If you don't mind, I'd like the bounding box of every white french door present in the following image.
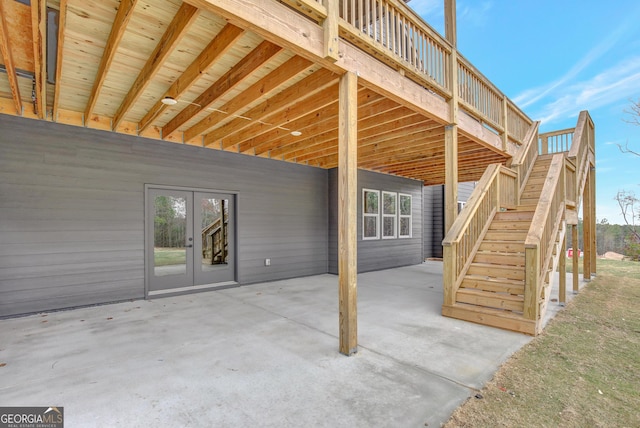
[146,187,236,296]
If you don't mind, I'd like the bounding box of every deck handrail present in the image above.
[511,121,540,199]
[442,163,518,306]
[568,111,595,206]
[279,0,533,146]
[523,153,566,324]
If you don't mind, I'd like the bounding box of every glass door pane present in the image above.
[194,192,235,285]
[147,189,193,292]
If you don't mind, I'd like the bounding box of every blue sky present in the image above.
[412,0,640,224]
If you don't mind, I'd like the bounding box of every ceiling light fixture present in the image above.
[290,131,302,137]
[161,96,178,106]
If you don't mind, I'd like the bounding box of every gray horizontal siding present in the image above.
[328,169,423,274]
[0,115,328,317]
[423,181,477,259]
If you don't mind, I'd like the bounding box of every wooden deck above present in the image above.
[0,0,532,185]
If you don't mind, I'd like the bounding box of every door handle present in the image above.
[186,244,193,248]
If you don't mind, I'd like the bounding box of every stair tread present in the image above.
[457,288,524,302]
[445,302,529,320]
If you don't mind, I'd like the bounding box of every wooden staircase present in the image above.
[444,157,553,334]
[443,111,596,335]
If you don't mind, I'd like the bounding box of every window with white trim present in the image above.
[382,191,397,239]
[399,193,412,238]
[362,189,380,240]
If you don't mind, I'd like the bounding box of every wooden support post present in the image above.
[338,72,358,356]
[444,0,457,47]
[501,97,509,151]
[590,166,596,277]
[444,125,458,232]
[323,0,339,62]
[572,224,579,293]
[559,233,566,305]
[444,45,459,233]
[583,169,591,280]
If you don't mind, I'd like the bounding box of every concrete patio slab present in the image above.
[0,261,585,427]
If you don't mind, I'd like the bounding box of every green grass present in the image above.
[154,248,186,266]
[445,259,640,428]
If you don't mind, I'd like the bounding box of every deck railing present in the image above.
[280,0,533,145]
[511,121,540,198]
[522,111,594,330]
[539,128,574,154]
[523,154,566,326]
[442,163,518,305]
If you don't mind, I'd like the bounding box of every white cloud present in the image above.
[514,5,640,112]
[528,56,640,125]
[408,0,441,20]
[458,1,493,27]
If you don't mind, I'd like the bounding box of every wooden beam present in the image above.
[163,40,283,137]
[0,1,22,114]
[138,23,244,132]
[241,88,378,155]
[112,3,200,130]
[52,0,68,120]
[184,55,314,142]
[202,68,337,147]
[30,0,47,118]
[85,0,137,119]
[338,71,358,356]
[184,0,452,124]
[221,83,338,149]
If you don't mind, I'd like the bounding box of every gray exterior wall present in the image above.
[328,169,423,274]
[0,115,328,317]
[423,182,476,259]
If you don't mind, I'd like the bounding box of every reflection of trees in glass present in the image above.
[364,191,379,214]
[400,194,411,215]
[201,198,221,229]
[400,218,411,236]
[364,217,377,238]
[154,196,186,248]
[383,192,396,214]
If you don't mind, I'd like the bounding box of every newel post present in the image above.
[443,242,456,306]
[524,244,540,321]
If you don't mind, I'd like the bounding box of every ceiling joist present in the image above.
[84,0,138,120]
[112,2,200,130]
[0,1,22,114]
[163,39,283,138]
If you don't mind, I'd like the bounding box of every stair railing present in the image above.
[523,154,566,328]
[511,121,540,202]
[443,163,518,306]
[568,111,595,209]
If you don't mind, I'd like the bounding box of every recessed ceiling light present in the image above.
[290,131,302,137]
[161,96,178,106]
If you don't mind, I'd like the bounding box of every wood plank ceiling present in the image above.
[0,0,509,185]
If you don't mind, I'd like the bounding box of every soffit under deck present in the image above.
[0,0,509,185]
